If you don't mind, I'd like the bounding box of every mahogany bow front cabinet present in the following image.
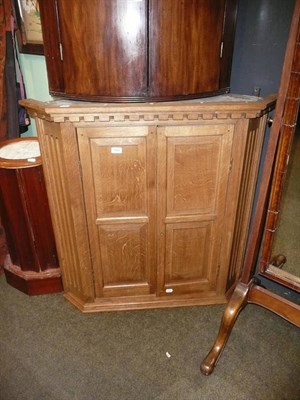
[39,0,238,102]
[22,95,275,312]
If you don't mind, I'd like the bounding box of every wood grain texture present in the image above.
[0,139,61,295]
[157,124,233,297]
[0,160,57,272]
[39,0,64,93]
[149,0,225,97]
[78,126,156,298]
[38,0,238,102]
[241,0,300,285]
[200,281,251,375]
[21,97,274,311]
[259,36,300,292]
[0,169,38,271]
[225,115,268,291]
[219,0,239,88]
[20,95,277,124]
[200,278,300,375]
[200,1,300,377]
[248,285,300,327]
[58,0,147,98]
[4,266,62,296]
[36,119,95,302]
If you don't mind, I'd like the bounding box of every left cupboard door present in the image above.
[77,126,156,298]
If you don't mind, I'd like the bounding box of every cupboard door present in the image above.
[77,126,156,298]
[149,0,226,98]
[157,124,234,296]
[57,0,147,98]
[39,0,237,101]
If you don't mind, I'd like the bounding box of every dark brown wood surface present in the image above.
[241,0,300,286]
[59,0,147,98]
[149,0,226,98]
[200,0,300,376]
[0,164,58,271]
[0,168,38,271]
[39,0,64,94]
[0,138,62,295]
[200,279,300,375]
[219,0,239,89]
[39,0,238,102]
[258,20,300,292]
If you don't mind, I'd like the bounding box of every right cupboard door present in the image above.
[157,124,234,297]
[148,0,226,98]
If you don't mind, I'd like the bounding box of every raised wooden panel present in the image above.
[149,0,226,98]
[167,136,221,215]
[21,96,275,311]
[78,126,156,298]
[57,0,147,98]
[165,222,213,294]
[157,124,234,296]
[90,137,147,217]
[99,223,151,297]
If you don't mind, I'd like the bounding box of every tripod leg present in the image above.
[200,281,252,375]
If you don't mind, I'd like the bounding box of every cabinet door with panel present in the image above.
[77,126,156,298]
[78,124,235,301]
[21,96,276,311]
[148,0,226,98]
[56,0,148,99]
[39,0,238,102]
[157,125,234,297]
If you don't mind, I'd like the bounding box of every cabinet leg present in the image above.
[200,281,252,375]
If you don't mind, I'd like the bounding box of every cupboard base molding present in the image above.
[4,261,62,296]
[64,292,227,313]
[21,95,275,312]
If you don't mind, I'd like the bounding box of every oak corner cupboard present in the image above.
[39,0,238,103]
[21,94,276,312]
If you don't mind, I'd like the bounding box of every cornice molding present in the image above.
[20,94,276,125]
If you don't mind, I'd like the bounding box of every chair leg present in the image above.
[200,280,253,375]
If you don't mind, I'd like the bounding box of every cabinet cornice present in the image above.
[21,94,276,125]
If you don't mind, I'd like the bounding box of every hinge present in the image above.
[59,42,63,61]
[220,41,224,58]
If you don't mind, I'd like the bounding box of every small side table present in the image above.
[0,137,62,295]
